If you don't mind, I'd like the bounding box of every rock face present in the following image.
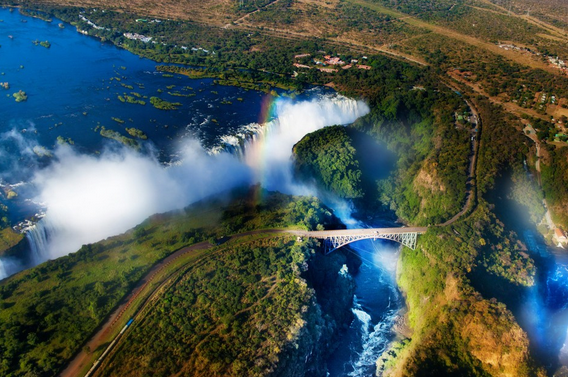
[273,249,359,377]
[0,231,28,259]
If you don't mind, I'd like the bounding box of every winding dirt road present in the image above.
[59,241,212,377]
[59,229,299,377]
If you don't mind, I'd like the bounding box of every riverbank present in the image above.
[156,65,302,93]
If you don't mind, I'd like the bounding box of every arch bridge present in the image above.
[298,227,428,254]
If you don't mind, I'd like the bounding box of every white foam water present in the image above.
[216,92,370,194]
[327,238,403,377]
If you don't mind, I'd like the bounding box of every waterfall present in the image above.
[216,93,370,194]
[26,220,54,265]
[0,259,7,280]
[0,218,60,280]
[216,122,266,157]
[218,93,369,157]
[9,92,370,279]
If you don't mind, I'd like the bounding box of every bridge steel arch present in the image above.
[323,232,419,254]
[298,227,428,254]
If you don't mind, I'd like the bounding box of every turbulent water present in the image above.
[327,238,402,377]
[489,176,568,374]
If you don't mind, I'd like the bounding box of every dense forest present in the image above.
[100,237,355,377]
[293,126,364,200]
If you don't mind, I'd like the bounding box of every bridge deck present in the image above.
[299,227,428,239]
[291,227,428,253]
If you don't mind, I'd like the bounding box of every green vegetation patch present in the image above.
[150,96,181,110]
[99,126,139,149]
[101,237,320,376]
[168,91,196,97]
[56,136,74,146]
[0,228,24,258]
[294,126,363,199]
[117,94,145,105]
[125,127,148,140]
[12,90,27,102]
[541,147,568,226]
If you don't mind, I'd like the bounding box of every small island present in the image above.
[1,82,9,90]
[56,136,74,145]
[150,96,181,110]
[118,94,145,105]
[99,126,139,149]
[125,127,148,140]
[13,90,27,102]
[32,40,51,48]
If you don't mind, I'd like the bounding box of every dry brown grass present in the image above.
[27,0,237,24]
[347,0,560,73]
[297,0,338,9]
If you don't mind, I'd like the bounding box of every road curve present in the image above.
[59,229,300,377]
[439,84,482,227]
[59,241,212,377]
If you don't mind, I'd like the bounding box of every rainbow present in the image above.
[249,94,280,202]
[258,93,278,125]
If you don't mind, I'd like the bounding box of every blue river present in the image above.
[0,7,282,196]
[0,6,296,222]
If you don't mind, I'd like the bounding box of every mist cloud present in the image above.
[33,140,251,258]
[0,123,45,181]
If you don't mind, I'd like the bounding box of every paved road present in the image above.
[439,85,482,227]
